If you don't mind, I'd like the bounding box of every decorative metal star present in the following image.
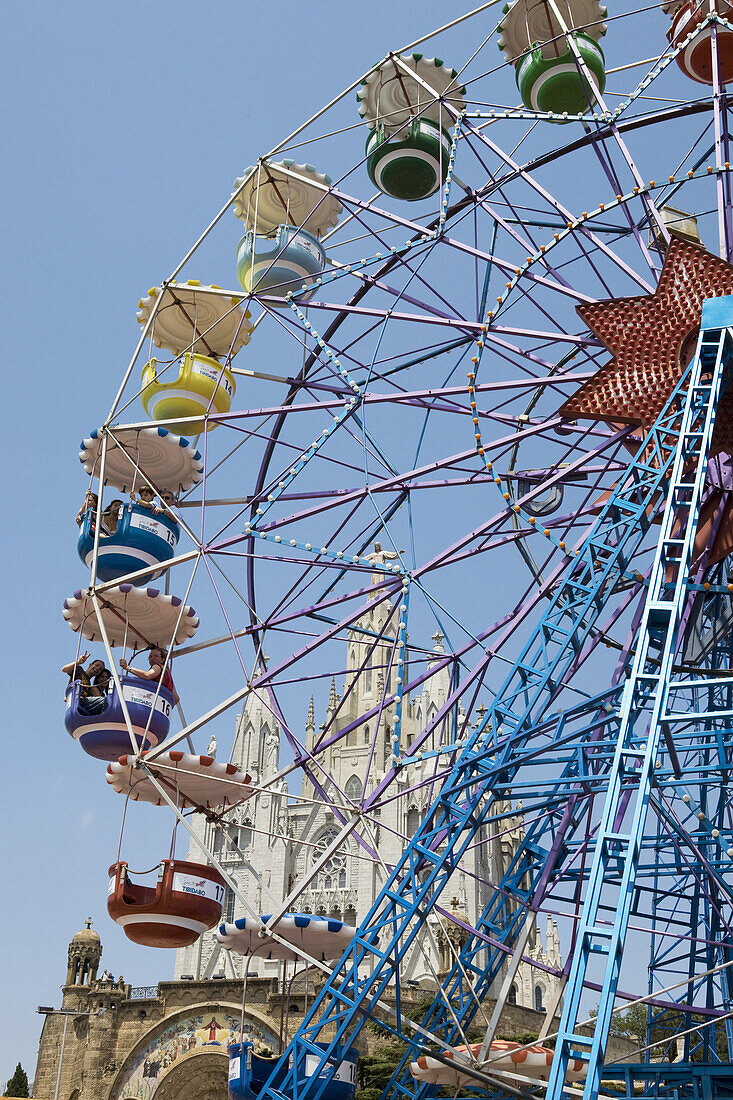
[559,236,733,452]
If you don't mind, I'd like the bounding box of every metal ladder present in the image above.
[546,303,732,1098]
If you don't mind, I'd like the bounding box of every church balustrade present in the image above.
[130,986,160,1000]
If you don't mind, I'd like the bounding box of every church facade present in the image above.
[175,573,562,1014]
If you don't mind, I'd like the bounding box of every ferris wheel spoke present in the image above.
[148,578,405,761]
[550,1,671,248]
[343,267,476,335]
[197,552,258,680]
[331,223,477,327]
[255,515,380,625]
[582,118,668,272]
[232,451,484,538]
[466,154,632,302]
[173,572,398,664]
[443,227,599,303]
[300,295,481,334]
[465,119,660,292]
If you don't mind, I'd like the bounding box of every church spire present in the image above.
[328,678,338,711]
[306,696,315,732]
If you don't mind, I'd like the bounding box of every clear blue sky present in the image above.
[1,1,481,1085]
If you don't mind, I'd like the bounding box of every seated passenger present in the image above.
[100,499,124,536]
[119,646,180,705]
[62,651,111,715]
[93,665,112,695]
[76,490,98,527]
[159,490,181,523]
[131,485,161,514]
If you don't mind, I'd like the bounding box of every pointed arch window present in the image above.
[406,806,421,836]
[312,826,347,891]
[534,985,545,1012]
[345,774,362,803]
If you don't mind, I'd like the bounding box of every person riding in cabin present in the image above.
[131,484,162,514]
[119,646,180,705]
[76,490,98,527]
[62,651,111,715]
[100,499,124,536]
[159,490,181,523]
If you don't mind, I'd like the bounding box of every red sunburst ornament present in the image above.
[559,236,733,452]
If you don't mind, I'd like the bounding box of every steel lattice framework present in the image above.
[77,5,733,1099]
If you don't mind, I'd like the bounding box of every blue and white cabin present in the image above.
[77,501,179,583]
[65,673,174,761]
[227,1042,357,1100]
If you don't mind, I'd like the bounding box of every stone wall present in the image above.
[33,975,636,1100]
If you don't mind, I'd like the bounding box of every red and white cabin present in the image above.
[668,0,733,84]
[107,859,226,948]
[410,1040,587,1087]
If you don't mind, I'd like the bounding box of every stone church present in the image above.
[175,560,562,1014]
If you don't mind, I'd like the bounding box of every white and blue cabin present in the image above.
[227,1041,357,1100]
[77,501,179,583]
[65,673,174,761]
[236,225,326,304]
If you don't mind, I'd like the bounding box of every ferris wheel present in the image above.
[63,0,733,1097]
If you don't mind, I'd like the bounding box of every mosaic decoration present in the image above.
[116,1011,279,1100]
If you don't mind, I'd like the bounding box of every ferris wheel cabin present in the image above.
[236,225,327,303]
[514,33,606,115]
[498,0,608,117]
[65,674,174,761]
[232,161,341,303]
[227,1041,358,1100]
[410,1041,587,1087]
[77,502,179,583]
[107,859,227,948]
[666,0,733,84]
[357,55,466,201]
[141,353,236,435]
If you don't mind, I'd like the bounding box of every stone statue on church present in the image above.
[365,541,401,584]
[264,726,279,774]
[365,541,400,567]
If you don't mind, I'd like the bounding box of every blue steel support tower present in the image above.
[253,297,733,1099]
